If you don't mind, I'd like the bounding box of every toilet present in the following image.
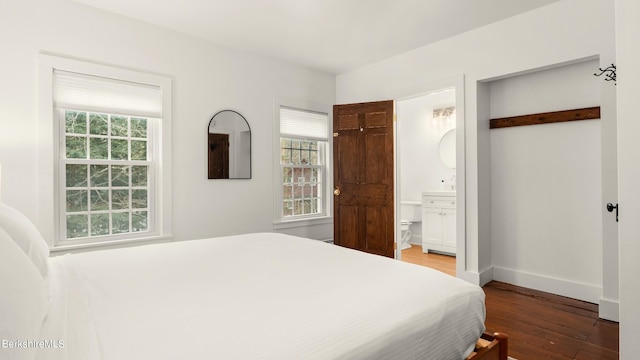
[400,219,413,250]
[400,201,421,250]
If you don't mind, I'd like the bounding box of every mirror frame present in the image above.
[207,110,251,179]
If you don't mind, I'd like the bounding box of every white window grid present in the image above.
[280,138,327,219]
[58,109,155,244]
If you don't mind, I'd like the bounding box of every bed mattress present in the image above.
[37,232,485,360]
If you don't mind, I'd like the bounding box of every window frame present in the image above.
[56,110,156,246]
[280,137,326,218]
[272,97,332,229]
[39,54,172,251]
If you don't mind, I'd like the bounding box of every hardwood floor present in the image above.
[484,282,619,360]
[400,245,620,360]
[400,244,456,276]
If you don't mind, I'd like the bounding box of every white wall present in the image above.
[489,59,603,303]
[0,0,335,244]
[337,0,616,288]
[615,0,640,356]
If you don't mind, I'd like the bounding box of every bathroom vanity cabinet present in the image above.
[422,192,456,256]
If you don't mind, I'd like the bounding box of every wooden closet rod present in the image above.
[490,106,600,129]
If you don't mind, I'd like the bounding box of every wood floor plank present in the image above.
[483,281,619,360]
[400,244,455,276]
[399,250,620,360]
[574,347,619,360]
[587,319,619,349]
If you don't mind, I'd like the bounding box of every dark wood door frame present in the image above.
[208,133,230,179]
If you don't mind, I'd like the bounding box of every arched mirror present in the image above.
[208,110,251,179]
[439,128,456,169]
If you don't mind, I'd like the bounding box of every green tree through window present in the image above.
[63,110,150,240]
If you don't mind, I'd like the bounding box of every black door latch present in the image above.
[606,203,618,222]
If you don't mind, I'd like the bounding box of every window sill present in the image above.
[273,216,332,230]
[50,234,173,255]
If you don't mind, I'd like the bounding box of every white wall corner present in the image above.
[479,266,494,286]
[493,266,602,304]
[599,297,619,322]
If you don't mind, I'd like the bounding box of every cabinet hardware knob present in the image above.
[334,188,341,196]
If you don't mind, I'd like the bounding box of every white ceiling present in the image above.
[73,0,561,75]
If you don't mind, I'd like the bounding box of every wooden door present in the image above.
[333,100,394,258]
[208,133,229,179]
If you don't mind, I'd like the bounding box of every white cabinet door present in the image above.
[421,193,456,255]
[443,208,456,249]
[423,208,444,248]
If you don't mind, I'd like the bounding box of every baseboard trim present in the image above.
[492,266,602,304]
[459,268,493,287]
[599,297,619,322]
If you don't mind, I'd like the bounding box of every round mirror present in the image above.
[439,129,456,169]
[207,110,251,179]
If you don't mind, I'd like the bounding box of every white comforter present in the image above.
[38,233,485,360]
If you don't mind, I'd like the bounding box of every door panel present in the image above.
[365,133,387,183]
[443,208,457,248]
[365,112,388,128]
[333,100,394,258]
[423,208,443,245]
[337,136,359,184]
[364,205,387,254]
[336,113,359,130]
[338,205,359,249]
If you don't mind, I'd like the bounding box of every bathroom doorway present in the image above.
[394,78,464,279]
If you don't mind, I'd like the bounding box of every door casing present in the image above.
[392,76,466,279]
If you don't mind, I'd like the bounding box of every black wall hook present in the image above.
[606,202,618,222]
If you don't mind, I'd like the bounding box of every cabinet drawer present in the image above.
[422,196,456,209]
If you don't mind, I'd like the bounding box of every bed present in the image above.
[0,202,507,360]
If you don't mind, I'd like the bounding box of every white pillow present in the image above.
[0,226,50,360]
[0,203,49,278]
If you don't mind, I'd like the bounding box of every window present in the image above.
[39,55,172,249]
[280,137,322,217]
[62,110,152,240]
[273,99,331,228]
